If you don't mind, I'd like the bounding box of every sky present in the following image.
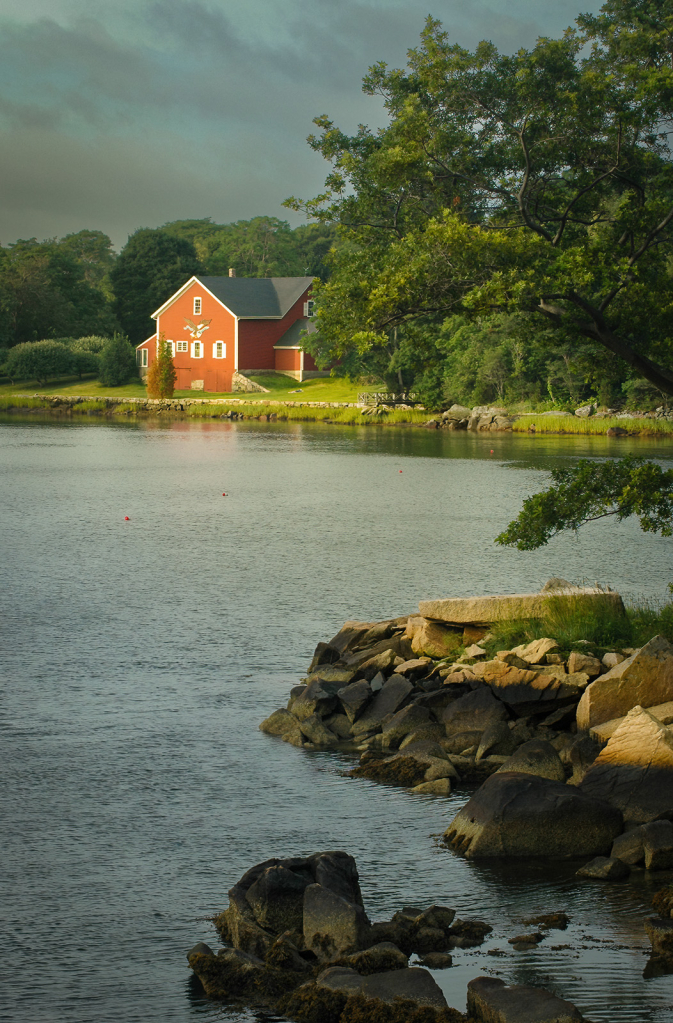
[0,0,603,251]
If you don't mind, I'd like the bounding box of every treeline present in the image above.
[0,218,337,349]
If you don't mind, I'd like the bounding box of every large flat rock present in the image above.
[419,588,623,625]
[316,965,448,1009]
[445,771,622,858]
[577,636,673,730]
[467,976,584,1022]
[590,700,673,744]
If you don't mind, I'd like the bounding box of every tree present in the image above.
[495,456,673,550]
[99,333,137,387]
[110,229,201,343]
[146,335,176,398]
[287,4,673,395]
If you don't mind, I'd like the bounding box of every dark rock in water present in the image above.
[576,856,630,880]
[299,713,339,746]
[447,919,492,948]
[188,947,267,999]
[303,883,371,958]
[495,739,565,783]
[442,687,508,737]
[308,640,340,672]
[445,771,623,859]
[642,820,673,870]
[382,704,431,748]
[337,942,408,975]
[217,882,277,957]
[316,964,449,1009]
[322,712,353,739]
[259,708,298,736]
[467,976,584,1022]
[418,951,453,969]
[187,941,214,958]
[652,884,673,918]
[246,864,311,936]
[645,916,673,959]
[352,675,413,735]
[521,912,570,930]
[610,828,645,865]
[508,932,544,947]
[337,680,372,723]
[291,680,338,722]
[309,850,365,907]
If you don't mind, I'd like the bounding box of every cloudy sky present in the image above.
[0,0,602,250]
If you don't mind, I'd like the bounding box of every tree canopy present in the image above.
[496,455,673,550]
[287,1,673,398]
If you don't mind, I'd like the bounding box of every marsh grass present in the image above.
[71,399,109,413]
[512,414,673,435]
[0,395,45,409]
[483,591,673,655]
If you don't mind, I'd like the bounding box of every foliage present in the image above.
[98,333,138,387]
[3,339,95,384]
[162,217,338,280]
[110,228,202,343]
[146,335,177,398]
[0,236,118,348]
[496,456,673,550]
[288,4,673,396]
[67,335,109,355]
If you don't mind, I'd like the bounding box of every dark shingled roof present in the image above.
[197,276,313,318]
[273,318,317,348]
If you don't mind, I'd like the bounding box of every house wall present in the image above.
[156,280,236,392]
[239,292,310,372]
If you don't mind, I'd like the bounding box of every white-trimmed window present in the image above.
[303,299,315,317]
[176,340,188,353]
[165,340,175,357]
[193,297,202,316]
[139,348,148,367]
[191,340,203,358]
[213,340,226,359]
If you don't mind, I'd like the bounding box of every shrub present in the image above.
[4,340,76,383]
[146,335,177,398]
[68,335,109,355]
[99,333,137,386]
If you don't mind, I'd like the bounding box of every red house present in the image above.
[135,274,323,392]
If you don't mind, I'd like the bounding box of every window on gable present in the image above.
[303,299,315,317]
[213,341,226,359]
[192,341,203,358]
[140,348,148,367]
[176,340,188,353]
[194,297,202,316]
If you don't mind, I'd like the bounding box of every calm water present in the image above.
[2,416,673,1023]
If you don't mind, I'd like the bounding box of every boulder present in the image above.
[602,652,626,669]
[260,708,298,736]
[418,952,453,969]
[352,675,413,735]
[476,719,519,762]
[309,850,365,907]
[412,778,452,795]
[645,917,673,959]
[324,621,373,657]
[322,713,353,739]
[568,651,602,676]
[467,976,584,1023]
[443,404,472,419]
[303,884,370,957]
[495,739,565,783]
[218,883,276,956]
[482,664,589,717]
[579,706,673,823]
[299,713,339,746]
[382,704,431,748]
[188,947,267,999]
[576,856,630,880]
[308,665,356,686]
[399,722,446,748]
[610,828,645,866]
[341,634,411,671]
[442,687,508,737]
[395,657,433,678]
[316,965,448,1009]
[291,680,338,722]
[246,864,311,936]
[339,942,408,975]
[357,648,399,681]
[308,640,340,672]
[642,820,673,870]
[511,637,559,664]
[577,635,673,729]
[589,699,673,743]
[337,680,373,723]
[443,730,483,754]
[566,735,600,786]
[445,771,623,859]
[403,616,462,659]
[419,587,624,626]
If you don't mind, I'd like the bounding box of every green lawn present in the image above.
[0,373,370,403]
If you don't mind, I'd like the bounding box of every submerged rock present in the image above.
[576,856,630,881]
[468,976,584,1022]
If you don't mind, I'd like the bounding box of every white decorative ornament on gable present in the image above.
[184,317,212,339]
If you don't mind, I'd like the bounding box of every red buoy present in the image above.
[490,450,494,454]
[124,516,130,520]
[222,493,227,496]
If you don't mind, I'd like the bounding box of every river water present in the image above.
[1,416,673,1023]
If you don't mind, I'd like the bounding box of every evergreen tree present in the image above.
[146,335,176,398]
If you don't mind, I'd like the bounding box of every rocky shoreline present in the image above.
[2,393,672,435]
[187,582,673,1019]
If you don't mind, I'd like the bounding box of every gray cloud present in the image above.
[0,0,602,249]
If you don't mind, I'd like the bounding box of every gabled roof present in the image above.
[151,275,313,320]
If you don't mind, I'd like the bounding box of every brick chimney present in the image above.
[228,267,236,277]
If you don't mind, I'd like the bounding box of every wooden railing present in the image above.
[357,391,420,405]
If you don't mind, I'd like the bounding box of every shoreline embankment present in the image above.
[2,393,673,436]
